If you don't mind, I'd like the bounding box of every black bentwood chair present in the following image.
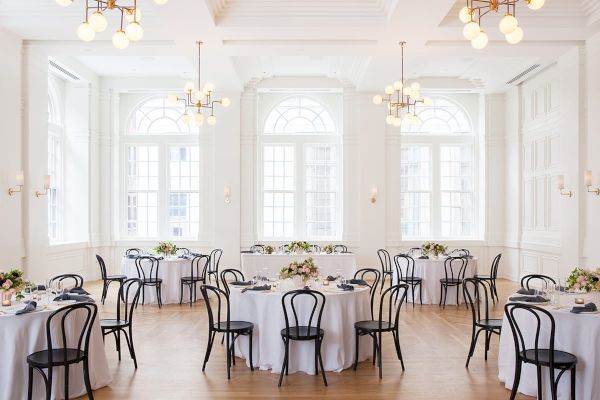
[96,254,127,305]
[354,284,409,379]
[175,247,190,257]
[135,256,163,308]
[353,268,381,319]
[463,278,502,368]
[394,254,423,307]
[377,249,394,294]
[279,289,327,387]
[199,285,254,380]
[520,274,556,291]
[49,274,84,290]
[180,254,210,307]
[220,268,245,296]
[206,249,223,288]
[125,248,141,256]
[334,244,348,253]
[439,256,469,309]
[308,244,321,254]
[27,302,97,400]
[100,278,142,368]
[474,253,502,303]
[505,303,577,400]
[250,244,265,254]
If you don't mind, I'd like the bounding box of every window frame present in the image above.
[47,80,64,243]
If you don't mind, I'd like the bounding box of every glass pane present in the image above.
[400,145,431,238]
[263,144,295,238]
[168,146,200,238]
[305,145,338,239]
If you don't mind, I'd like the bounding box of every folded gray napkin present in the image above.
[53,293,95,303]
[516,288,537,295]
[15,300,37,315]
[349,279,367,286]
[231,281,252,286]
[337,284,354,291]
[418,256,429,259]
[69,287,90,295]
[571,303,598,314]
[126,254,138,259]
[326,275,336,281]
[509,295,548,303]
[241,285,271,293]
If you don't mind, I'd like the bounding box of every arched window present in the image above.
[259,95,342,240]
[48,79,63,242]
[400,97,478,239]
[121,96,200,239]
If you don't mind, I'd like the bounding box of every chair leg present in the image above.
[189,283,193,308]
[230,332,236,366]
[317,338,328,386]
[64,363,69,400]
[46,366,53,400]
[484,330,491,360]
[509,360,522,400]
[278,338,289,387]
[536,365,543,400]
[83,359,94,400]
[377,332,383,379]
[394,329,405,370]
[123,329,138,368]
[179,281,184,305]
[465,327,482,368]
[372,334,377,365]
[570,366,576,400]
[411,284,416,309]
[27,366,33,400]
[226,331,231,379]
[101,281,108,305]
[157,284,162,309]
[248,331,254,372]
[353,329,359,371]
[314,335,319,376]
[419,283,423,305]
[202,330,216,372]
[117,330,122,361]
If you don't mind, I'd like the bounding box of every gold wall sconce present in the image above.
[370,186,378,204]
[557,175,572,197]
[224,185,231,204]
[585,170,600,195]
[8,171,24,196]
[35,175,51,198]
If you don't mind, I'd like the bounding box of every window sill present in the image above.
[47,241,90,253]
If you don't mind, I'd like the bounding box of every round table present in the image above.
[240,253,357,281]
[0,301,111,400]
[121,256,195,305]
[392,257,478,305]
[498,292,600,399]
[229,283,372,374]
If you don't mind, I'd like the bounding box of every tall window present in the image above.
[259,96,341,240]
[400,97,476,239]
[48,82,63,242]
[123,96,200,239]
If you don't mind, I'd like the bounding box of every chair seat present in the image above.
[181,276,205,283]
[440,278,462,285]
[142,278,162,284]
[476,318,503,329]
[106,275,127,281]
[100,318,130,329]
[280,326,324,340]
[401,277,422,282]
[382,270,394,275]
[354,320,395,332]
[474,274,492,280]
[214,320,254,333]
[27,348,85,367]
[520,349,577,367]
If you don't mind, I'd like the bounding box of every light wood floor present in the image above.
[83,279,533,399]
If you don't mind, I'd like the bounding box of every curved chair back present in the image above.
[190,254,210,282]
[125,248,141,256]
[376,284,409,329]
[443,257,468,282]
[134,256,161,282]
[334,244,348,253]
[96,254,108,280]
[504,303,557,365]
[394,254,417,282]
[278,244,290,254]
[176,247,190,257]
[463,278,493,325]
[281,289,326,340]
[377,249,392,273]
[199,285,231,331]
[220,268,245,296]
[308,244,321,254]
[490,253,502,279]
[520,274,556,290]
[49,273,84,290]
[208,249,223,274]
[45,302,97,366]
[354,268,381,319]
[117,278,142,324]
[250,244,265,254]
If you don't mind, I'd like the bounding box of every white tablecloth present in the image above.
[121,256,195,305]
[229,284,372,374]
[0,303,111,400]
[240,253,357,280]
[392,257,478,305]
[498,293,600,400]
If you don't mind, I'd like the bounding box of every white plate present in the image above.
[55,300,77,305]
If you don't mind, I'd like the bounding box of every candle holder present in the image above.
[575,297,585,305]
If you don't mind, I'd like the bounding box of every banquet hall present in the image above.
[1,0,600,399]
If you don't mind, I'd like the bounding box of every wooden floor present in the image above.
[84,279,533,400]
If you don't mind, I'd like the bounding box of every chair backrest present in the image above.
[463,278,493,325]
[125,248,141,256]
[134,256,160,281]
[354,268,381,319]
[49,273,84,290]
[443,257,468,282]
[220,268,245,296]
[407,247,421,257]
[490,253,502,279]
[45,302,97,365]
[189,254,210,281]
[199,285,230,331]
[281,289,326,339]
[96,254,108,280]
[308,244,321,254]
[504,303,557,365]
[334,244,348,253]
[394,254,417,281]
[250,244,265,254]
[520,274,556,290]
[377,249,392,273]
[376,284,409,329]
[116,278,142,323]
[279,244,290,253]
[208,249,223,273]
[176,247,190,256]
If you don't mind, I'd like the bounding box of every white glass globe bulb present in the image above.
[125,8,142,23]
[372,95,383,105]
[125,22,143,42]
[112,29,130,49]
[410,82,421,91]
[404,88,413,98]
[393,117,402,127]
[459,6,472,23]
[423,97,433,106]
[154,0,169,4]
[393,81,403,91]
[184,81,194,93]
[167,94,178,104]
[181,113,191,125]
[499,14,518,35]
[385,85,394,95]
[463,21,481,40]
[88,11,107,32]
[221,97,231,107]
[471,30,489,50]
[195,112,204,126]
[204,82,215,92]
[207,115,217,126]
[527,0,545,10]
[385,115,395,125]
[506,26,524,45]
[56,0,73,7]
[77,22,95,42]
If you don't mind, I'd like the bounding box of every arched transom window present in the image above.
[264,96,336,135]
[126,97,191,135]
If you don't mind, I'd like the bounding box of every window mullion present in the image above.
[432,143,441,239]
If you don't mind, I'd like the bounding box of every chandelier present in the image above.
[55,0,169,49]
[459,0,546,49]
[167,41,230,127]
[372,42,431,127]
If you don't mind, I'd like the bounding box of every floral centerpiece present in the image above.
[264,245,275,255]
[323,244,334,254]
[154,242,177,256]
[566,267,600,292]
[289,241,311,254]
[1,269,28,305]
[421,242,448,258]
[279,257,319,287]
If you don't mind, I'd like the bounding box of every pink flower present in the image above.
[574,282,581,289]
[2,279,12,290]
[576,276,584,283]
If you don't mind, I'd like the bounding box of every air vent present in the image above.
[506,64,541,85]
[49,59,80,81]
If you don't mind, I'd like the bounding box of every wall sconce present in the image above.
[370,185,378,204]
[7,171,24,196]
[584,170,600,196]
[557,175,572,197]
[35,175,51,198]
[224,185,231,203]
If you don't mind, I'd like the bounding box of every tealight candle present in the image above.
[2,299,11,307]
[323,280,330,286]
[575,298,585,305]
